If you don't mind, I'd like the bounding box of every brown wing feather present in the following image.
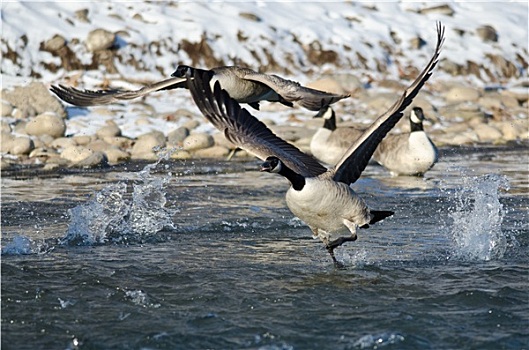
[243,72,350,111]
[331,22,445,185]
[50,77,187,106]
[187,69,328,177]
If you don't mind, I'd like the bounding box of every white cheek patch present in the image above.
[410,110,422,124]
[323,107,333,120]
[272,162,282,173]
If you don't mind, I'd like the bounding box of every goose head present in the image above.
[260,156,282,173]
[410,107,426,132]
[410,107,425,123]
[313,105,335,120]
[171,65,193,78]
[313,106,336,131]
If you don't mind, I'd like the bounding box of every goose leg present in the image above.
[326,237,357,269]
[226,147,241,161]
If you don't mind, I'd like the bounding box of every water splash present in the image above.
[447,174,513,261]
[350,332,405,348]
[62,153,177,245]
[1,235,54,255]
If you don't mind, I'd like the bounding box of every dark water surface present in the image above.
[2,146,528,350]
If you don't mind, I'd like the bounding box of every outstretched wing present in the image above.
[331,22,445,185]
[50,77,187,106]
[242,72,350,111]
[187,69,328,177]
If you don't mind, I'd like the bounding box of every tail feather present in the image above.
[360,210,394,229]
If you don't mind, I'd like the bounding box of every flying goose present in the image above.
[373,106,438,176]
[50,65,350,111]
[185,23,444,267]
[310,105,438,175]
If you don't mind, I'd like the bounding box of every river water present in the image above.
[1,145,528,350]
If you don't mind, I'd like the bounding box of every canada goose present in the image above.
[50,65,350,111]
[310,106,438,176]
[373,107,438,176]
[310,106,364,166]
[185,23,444,267]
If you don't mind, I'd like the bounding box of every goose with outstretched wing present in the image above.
[50,65,349,111]
[186,23,445,267]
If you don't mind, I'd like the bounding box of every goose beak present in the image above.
[260,161,272,172]
[313,107,327,119]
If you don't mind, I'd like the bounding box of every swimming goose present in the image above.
[373,107,438,176]
[310,106,438,176]
[50,65,350,111]
[185,23,444,267]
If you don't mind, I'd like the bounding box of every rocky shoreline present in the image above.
[1,75,527,172]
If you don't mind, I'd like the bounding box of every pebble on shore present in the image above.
[0,75,527,171]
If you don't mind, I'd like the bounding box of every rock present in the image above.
[417,4,455,16]
[72,151,107,168]
[85,140,129,163]
[499,94,520,109]
[103,147,130,164]
[496,119,529,141]
[193,145,230,158]
[212,132,236,149]
[170,150,192,160]
[1,132,14,153]
[42,163,61,171]
[444,86,481,103]
[85,28,115,52]
[29,147,59,159]
[327,73,364,93]
[473,123,502,142]
[102,136,134,149]
[1,100,14,117]
[25,112,66,138]
[182,133,214,151]
[13,120,28,135]
[476,25,498,42]
[478,93,503,111]
[51,137,77,150]
[72,135,94,146]
[306,77,348,95]
[74,8,90,23]
[1,120,11,133]
[131,132,166,159]
[60,146,94,163]
[86,139,113,153]
[501,88,528,104]
[182,119,201,130]
[10,137,34,155]
[0,160,11,170]
[167,127,190,146]
[39,134,57,146]
[42,34,66,52]
[449,131,479,145]
[2,82,66,118]
[96,121,121,138]
[440,104,486,121]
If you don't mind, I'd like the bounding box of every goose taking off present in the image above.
[186,23,444,267]
[50,65,350,111]
[310,106,438,176]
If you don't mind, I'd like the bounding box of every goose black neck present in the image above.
[410,121,424,132]
[278,164,306,191]
[323,114,336,131]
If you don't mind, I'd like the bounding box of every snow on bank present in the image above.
[2,1,527,85]
[1,1,527,140]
